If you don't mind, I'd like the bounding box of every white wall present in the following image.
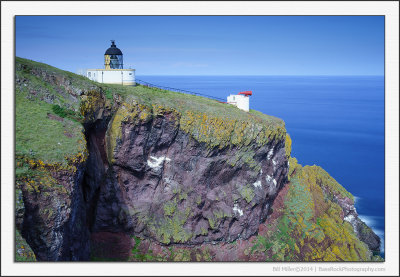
[227,94,249,112]
[86,69,135,85]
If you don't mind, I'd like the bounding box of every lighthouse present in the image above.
[86,40,135,85]
[227,91,252,112]
[104,40,123,69]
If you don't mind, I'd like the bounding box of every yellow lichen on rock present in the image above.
[252,159,373,262]
[301,165,354,201]
[285,133,292,158]
[79,90,106,123]
[179,109,285,149]
[105,100,139,163]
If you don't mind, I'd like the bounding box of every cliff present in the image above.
[15,57,382,261]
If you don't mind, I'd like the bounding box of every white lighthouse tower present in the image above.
[86,40,136,86]
[227,91,252,112]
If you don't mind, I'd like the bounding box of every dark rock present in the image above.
[20,165,90,261]
[355,218,381,253]
[92,105,289,245]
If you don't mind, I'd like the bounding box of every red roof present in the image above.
[238,91,252,96]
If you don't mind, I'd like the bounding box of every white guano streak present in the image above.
[253,180,262,188]
[266,175,277,187]
[233,203,243,216]
[267,149,274,160]
[147,156,171,170]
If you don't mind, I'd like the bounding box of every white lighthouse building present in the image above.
[86,40,135,86]
[227,91,252,112]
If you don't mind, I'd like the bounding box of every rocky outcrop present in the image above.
[300,164,381,258]
[342,210,381,254]
[18,162,90,260]
[91,99,289,245]
[316,169,381,254]
[355,219,381,253]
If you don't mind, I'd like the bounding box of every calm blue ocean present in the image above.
[138,75,385,255]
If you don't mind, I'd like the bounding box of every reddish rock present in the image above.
[92,107,289,246]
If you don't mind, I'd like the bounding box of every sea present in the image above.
[137,75,385,256]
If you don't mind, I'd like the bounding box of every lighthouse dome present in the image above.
[104,40,123,69]
[105,40,122,55]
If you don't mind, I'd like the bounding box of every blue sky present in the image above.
[16,16,384,75]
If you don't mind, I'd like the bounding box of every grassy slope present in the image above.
[15,57,96,111]
[16,55,282,129]
[15,58,88,165]
[16,57,285,159]
[15,91,85,164]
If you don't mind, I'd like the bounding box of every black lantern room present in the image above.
[104,40,123,69]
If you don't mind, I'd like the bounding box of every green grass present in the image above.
[16,57,87,166]
[15,89,85,164]
[16,57,97,112]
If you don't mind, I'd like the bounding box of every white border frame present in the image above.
[1,1,399,276]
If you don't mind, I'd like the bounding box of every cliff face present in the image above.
[15,58,93,260]
[15,58,381,261]
[89,99,288,245]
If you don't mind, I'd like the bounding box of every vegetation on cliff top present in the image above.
[100,85,286,158]
[104,95,286,164]
[16,57,284,129]
[16,90,86,165]
[15,74,88,199]
[16,58,88,165]
[250,157,378,261]
[16,57,286,162]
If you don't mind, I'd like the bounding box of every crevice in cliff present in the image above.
[81,118,110,232]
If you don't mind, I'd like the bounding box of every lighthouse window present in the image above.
[129,73,132,75]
